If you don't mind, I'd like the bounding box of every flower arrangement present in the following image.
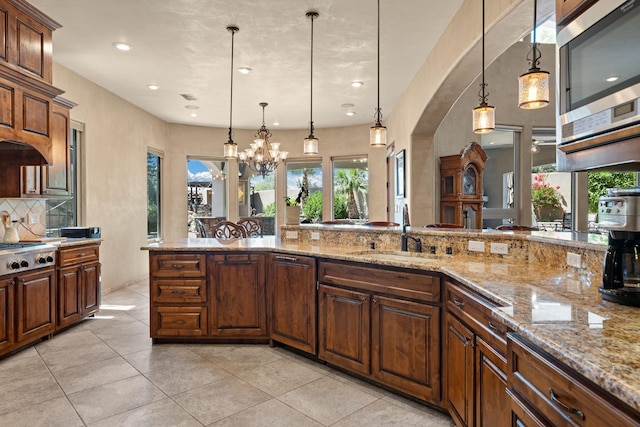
[532,172,565,220]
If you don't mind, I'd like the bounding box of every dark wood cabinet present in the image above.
[210,253,267,338]
[318,283,371,375]
[318,259,441,404]
[268,253,317,354]
[445,280,509,427]
[0,278,14,352]
[372,295,440,402]
[556,0,597,28]
[15,267,55,343]
[56,243,101,330]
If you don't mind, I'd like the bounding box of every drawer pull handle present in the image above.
[77,253,86,257]
[488,322,505,335]
[172,264,185,269]
[549,388,585,420]
[453,298,465,308]
[172,290,186,295]
[172,319,186,325]
[275,255,299,263]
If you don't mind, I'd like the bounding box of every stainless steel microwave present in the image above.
[558,0,640,148]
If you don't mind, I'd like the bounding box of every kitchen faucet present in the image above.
[400,204,422,252]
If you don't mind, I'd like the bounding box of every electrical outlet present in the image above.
[28,213,37,224]
[567,252,581,268]
[285,231,298,239]
[468,240,485,252]
[490,242,509,255]
[311,232,320,240]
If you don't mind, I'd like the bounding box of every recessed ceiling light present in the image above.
[185,105,199,110]
[346,111,356,116]
[238,67,252,74]
[113,42,132,51]
[147,84,159,91]
[605,76,620,82]
[489,141,495,145]
[190,113,198,118]
[351,81,363,88]
[272,122,280,126]
[341,103,355,108]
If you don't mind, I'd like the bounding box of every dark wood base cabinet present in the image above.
[268,253,317,354]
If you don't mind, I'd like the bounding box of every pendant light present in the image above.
[518,0,550,109]
[472,0,495,134]
[304,11,319,155]
[223,26,239,158]
[370,0,386,147]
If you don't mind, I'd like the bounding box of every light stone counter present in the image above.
[143,231,640,413]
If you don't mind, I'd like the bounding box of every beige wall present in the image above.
[51,0,540,291]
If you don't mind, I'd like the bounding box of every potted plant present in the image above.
[532,172,565,221]
[284,198,301,225]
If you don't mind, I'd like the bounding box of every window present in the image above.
[147,151,162,240]
[286,160,323,223]
[46,127,79,231]
[332,156,369,222]
[481,128,519,228]
[187,158,227,237]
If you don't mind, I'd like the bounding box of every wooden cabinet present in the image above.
[556,0,597,28]
[268,253,317,354]
[507,333,640,427]
[209,253,267,338]
[56,243,101,329]
[22,98,73,197]
[445,280,510,427]
[0,278,14,352]
[15,266,55,343]
[318,259,441,404]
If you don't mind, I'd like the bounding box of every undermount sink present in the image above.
[348,250,440,263]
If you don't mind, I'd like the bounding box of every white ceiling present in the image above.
[29,0,462,130]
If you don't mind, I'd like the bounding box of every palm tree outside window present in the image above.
[332,157,369,222]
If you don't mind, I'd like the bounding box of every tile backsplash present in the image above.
[0,198,46,241]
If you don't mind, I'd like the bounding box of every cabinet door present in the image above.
[80,261,101,316]
[269,254,317,354]
[16,268,55,342]
[57,265,81,329]
[446,313,474,427]
[42,103,70,196]
[476,337,509,427]
[318,284,370,375]
[371,295,440,403]
[210,254,267,338]
[0,278,14,352]
[21,165,40,196]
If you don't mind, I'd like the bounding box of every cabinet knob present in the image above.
[172,264,185,269]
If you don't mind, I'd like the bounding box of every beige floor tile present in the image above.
[124,345,208,374]
[87,398,201,427]
[332,398,454,426]
[173,376,271,425]
[382,394,454,424]
[69,374,167,424]
[36,339,119,372]
[53,355,139,394]
[0,372,64,415]
[277,376,379,425]
[0,396,84,427]
[80,309,140,333]
[0,353,50,385]
[194,344,283,374]
[145,359,232,395]
[234,358,326,396]
[100,331,154,355]
[125,281,150,297]
[94,319,150,339]
[330,370,389,398]
[211,398,323,427]
[35,328,101,353]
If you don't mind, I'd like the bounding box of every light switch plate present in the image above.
[468,240,485,252]
[567,252,581,268]
[490,242,508,255]
[285,231,298,239]
[311,232,320,240]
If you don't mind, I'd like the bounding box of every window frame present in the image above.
[147,148,163,241]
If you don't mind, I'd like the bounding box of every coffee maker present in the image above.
[599,188,640,307]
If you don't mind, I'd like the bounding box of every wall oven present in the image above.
[557,0,640,171]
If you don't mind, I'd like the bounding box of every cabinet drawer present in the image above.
[318,260,439,302]
[152,306,208,337]
[152,279,207,303]
[446,281,507,354]
[508,333,640,426]
[150,253,206,278]
[58,244,99,267]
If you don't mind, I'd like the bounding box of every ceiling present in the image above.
[29,0,463,130]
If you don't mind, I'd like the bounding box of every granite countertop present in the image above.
[143,236,640,413]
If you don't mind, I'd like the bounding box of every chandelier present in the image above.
[239,102,288,178]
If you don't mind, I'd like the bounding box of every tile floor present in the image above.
[0,282,454,426]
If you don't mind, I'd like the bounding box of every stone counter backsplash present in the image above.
[279,224,607,279]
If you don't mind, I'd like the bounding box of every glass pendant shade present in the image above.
[370,124,387,147]
[303,136,319,155]
[223,141,237,158]
[518,69,550,109]
[472,103,495,134]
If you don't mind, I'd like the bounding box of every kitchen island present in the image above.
[143,227,640,424]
